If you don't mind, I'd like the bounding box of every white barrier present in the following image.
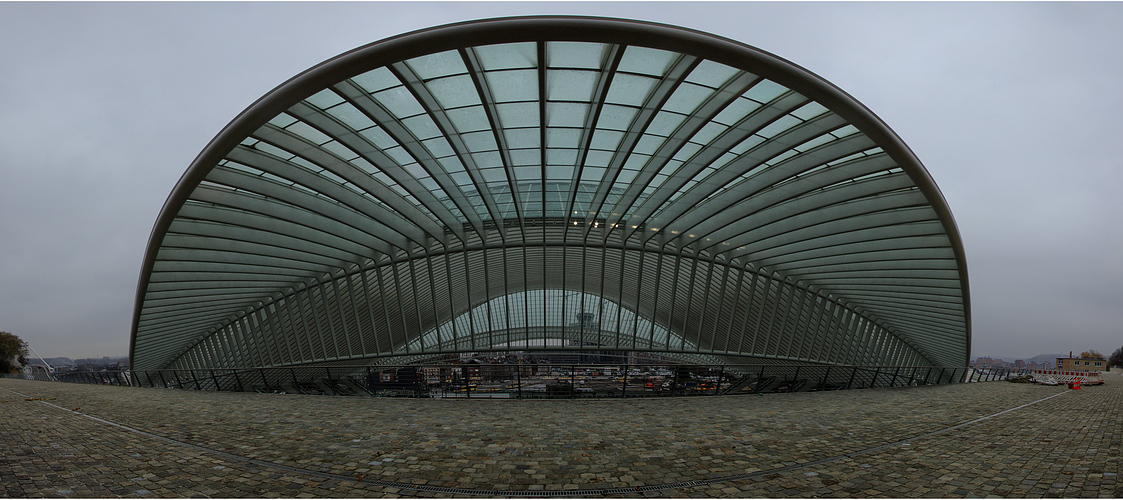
[1031,369,1104,385]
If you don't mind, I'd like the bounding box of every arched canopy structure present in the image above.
[130,16,970,374]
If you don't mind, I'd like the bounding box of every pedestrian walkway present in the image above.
[2,372,1120,497]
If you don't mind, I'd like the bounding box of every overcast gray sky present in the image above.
[2,2,1120,362]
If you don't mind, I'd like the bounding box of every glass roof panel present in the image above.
[351,67,400,94]
[472,151,502,169]
[401,114,442,140]
[372,86,425,119]
[473,42,537,71]
[421,137,455,159]
[509,149,541,167]
[632,134,665,155]
[604,73,658,107]
[404,49,468,80]
[596,104,639,131]
[496,102,540,128]
[503,128,539,149]
[617,46,677,77]
[689,121,729,145]
[306,89,346,109]
[285,121,333,145]
[546,128,581,148]
[437,155,465,173]
[663,82,716,115]
[792,101,830,121]
[685,60,741,88]
[545,102,589,128]
[756,114,803,139]
[546,69,598,102]
[589,129,624,151]
[325,102,376,131]
[713,97,762,126]
[445,106,491,133]
[744,79,788,104]
[358,126,397,149]
[320,140,358,160]
[645,111,687,137]
[546,41,607,69]
[484,69,539,103]
[267,112,298,128]
[424,74,482,109]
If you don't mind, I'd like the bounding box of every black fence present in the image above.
[21,364,1034,399]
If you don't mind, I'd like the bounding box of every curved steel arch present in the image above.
[130,16,970,374]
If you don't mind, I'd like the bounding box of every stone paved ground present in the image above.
[2,372,1121,498]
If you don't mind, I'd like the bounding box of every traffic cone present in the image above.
[1073,377,1081,390]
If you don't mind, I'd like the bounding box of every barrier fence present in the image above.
[9,364,1034,398]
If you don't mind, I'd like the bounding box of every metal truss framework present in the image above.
[130,17,971,375]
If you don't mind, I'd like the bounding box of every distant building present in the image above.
[1056,356,1108,372]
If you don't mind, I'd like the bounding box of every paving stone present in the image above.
[3,372,1122,497]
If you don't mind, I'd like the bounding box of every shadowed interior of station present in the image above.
[3,375,1120,498]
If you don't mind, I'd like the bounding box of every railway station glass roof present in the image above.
[130,17,970,373]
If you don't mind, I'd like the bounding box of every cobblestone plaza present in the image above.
[3,374,1120,498]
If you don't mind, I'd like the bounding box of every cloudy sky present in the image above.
[1,2,1120,362]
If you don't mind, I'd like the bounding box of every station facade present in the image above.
[130,17,971,379]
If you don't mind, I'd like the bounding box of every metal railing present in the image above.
[20,364,1034,399]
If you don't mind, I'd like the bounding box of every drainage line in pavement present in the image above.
[3,386,1072,497]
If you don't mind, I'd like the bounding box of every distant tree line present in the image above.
[1110,347,1123,369]
[1,331,29,374]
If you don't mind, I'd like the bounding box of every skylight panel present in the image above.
[685,60,741,88]
[326,102,376,131]
[424,74,482,109]
[473,42,537,71]
[689,121,728,145]
[421,137,455,159]
[320,140,359,160]
[305,89,345,110]
[267,113,298,129]
[546,128,581,148]
[662,82,714,115]
[405,50,468,80]
[285,121,332,145]
[444,106,491,133]
[603,73,657,107]
[546,69,598,102]
[744,79,788,104]
[401,114,442,141]
[503,128,539,149]
[351,67,401,94]
[496,102,539,129]
[372,86,425,119]
[589,129,624,151]
[617,46,677,77]
[252,141,294,160]
[756,114,802,139]
[546,42,607,69]
[438,155,465,174]
[596,104,639,131]
[509,149,541,167]
[484,69,538,103]
[713,97,762,126]
[545,102,590,128]
[644,111,686,137]
[632,134,665,155]
[460,131,497,153]
[792,101,830,121]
